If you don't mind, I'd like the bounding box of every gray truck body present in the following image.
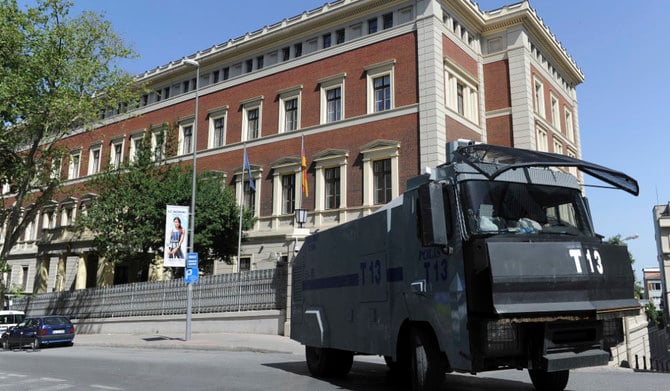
[290,143,639,388]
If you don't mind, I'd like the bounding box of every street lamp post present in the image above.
[183,58,200,341]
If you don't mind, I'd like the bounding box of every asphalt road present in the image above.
[0,345,667,390]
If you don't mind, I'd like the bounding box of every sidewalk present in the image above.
[74,332,304,355]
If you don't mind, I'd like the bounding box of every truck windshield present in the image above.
[460,180,594,237]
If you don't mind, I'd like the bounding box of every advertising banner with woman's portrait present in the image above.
[164,205,189,267]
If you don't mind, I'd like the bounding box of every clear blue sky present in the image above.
[60,0,668,280]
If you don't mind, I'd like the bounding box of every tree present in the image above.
[606,234,643,299]
[0,0,137,292]
[74,136,254,280]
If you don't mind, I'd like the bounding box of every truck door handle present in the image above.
[411,280,427,295]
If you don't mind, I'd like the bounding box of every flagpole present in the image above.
[300,134,304,210]
[237,144,246,311]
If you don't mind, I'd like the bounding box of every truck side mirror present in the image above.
[418,182,448,246]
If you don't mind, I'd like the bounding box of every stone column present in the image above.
[54,254,67,292]
[98,256,114,288]
[33,255,50,294]
[75,254,87,290]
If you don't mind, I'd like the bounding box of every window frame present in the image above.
[241,96,263,142]
[150,127,166,162]
[278,86,302,134]
[536,126,549,152]
[235,164,261,219]
[361,141,400,207]
[129,132,144,163]
[366,60,395,114]
[179,123,194,156]
[444,60,479,124]
[208,106,229,148]
[110,138,124,170]
[314,150,348,212]
[533,76,546,118]
[68,150,81,180]
[550,93,560,129]
[271,159,303,217]
[88,144,102,176]
[564,107,575,142]
[319,73,346,124]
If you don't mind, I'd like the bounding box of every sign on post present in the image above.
[186,252,198,268]
[185,267,199,284]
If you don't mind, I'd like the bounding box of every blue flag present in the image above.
[243,149,255,191]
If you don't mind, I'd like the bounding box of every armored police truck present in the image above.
[290,142,640,391]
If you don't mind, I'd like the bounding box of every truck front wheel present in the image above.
[410,327,444,391]
[305,346,353,378]
[528,369,569,391]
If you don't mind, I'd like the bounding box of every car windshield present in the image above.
[459,180,594,237]
[43,317,70,325]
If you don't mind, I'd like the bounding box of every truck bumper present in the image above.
[542,349,610,372]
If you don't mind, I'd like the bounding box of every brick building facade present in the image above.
[2,0,584,293]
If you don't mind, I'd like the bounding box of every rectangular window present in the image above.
[565,108,574,141]
[111,142,123,169]
[444,66,479,123]
[163,87,170,100]
[151,131,165,161]
[536,128,548,152]
[239,257,251,272]
[68,153,80,179]
[213,117,226,147]
[456,83,464,115]
[284,98,298,132]
[383,13,393,29]
[247,108,259,140]
[551,94,559,128]
[368,17,378,34]
[325,167,340,210]
[326,87,342,123]
[373,159,392,205]
[294,43,302,57]
[282,47,290,61]
[553,140,563,155]
[182,125,193,154]
[223,67,230,80]
[256,56,264,70]
[129,136,143,163]
[88,147,101,175]
[244,181,255,215]
[282,174,295,214]
[374,75,391,112]
[246,59,253,73]
[323,33,332,49]
[21,266,29,291]
[50,157,61,179]
[534,78,546,117]
[182,80,190,93]
[336,29,345,44]
[212,70,220,83]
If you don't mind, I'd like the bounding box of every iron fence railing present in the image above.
[12,268,287,319]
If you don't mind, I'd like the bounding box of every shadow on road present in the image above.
[264,359,540,391]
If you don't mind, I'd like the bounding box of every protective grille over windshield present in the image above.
[452,144,639,196]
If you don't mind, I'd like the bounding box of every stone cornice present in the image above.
[135,0,403,84]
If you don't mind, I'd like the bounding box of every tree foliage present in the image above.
[0,0,137,291]
[74,136,254,277]
[605,234,643,299]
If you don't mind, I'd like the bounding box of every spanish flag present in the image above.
[301,134,309,197]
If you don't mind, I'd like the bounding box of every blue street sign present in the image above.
[186,252,198,268]
[185,267,199,284]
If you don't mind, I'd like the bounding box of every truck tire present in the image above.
[410,327,444,391]
[305,346,353,378]
[528,369,569,391]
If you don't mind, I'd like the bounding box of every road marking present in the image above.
[90,385,124,390]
